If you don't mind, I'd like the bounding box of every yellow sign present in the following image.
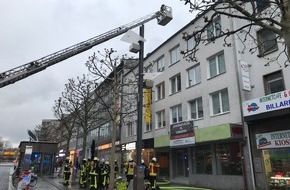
[144,88,152,123]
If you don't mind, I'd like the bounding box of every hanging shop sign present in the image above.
[170,120,195,147]
[240,60,251,92]
[256,129,290,149]
[242,89,290,117]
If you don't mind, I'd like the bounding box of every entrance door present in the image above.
[174,148,189,177]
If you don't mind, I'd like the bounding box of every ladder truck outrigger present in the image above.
[0,5,172,88]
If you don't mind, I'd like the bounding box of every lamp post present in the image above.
[133,24,145,190]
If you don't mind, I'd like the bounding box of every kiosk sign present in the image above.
[256,129,290,149]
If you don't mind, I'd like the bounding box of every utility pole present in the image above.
[134,24,145,190]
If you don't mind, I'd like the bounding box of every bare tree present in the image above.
[86,48,139,189]
[52,97,78,157]
[180,0,290,66]
[34,124,49,142]
[62,74,99,160]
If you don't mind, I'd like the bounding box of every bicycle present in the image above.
[12,167,21,187]
[11,168,38,188]
[29,174,38,187]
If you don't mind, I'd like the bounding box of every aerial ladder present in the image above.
[0,5,172,88]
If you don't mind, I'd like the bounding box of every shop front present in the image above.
[155,135,170,177]
[169,120,194,184]
[191,123,244,190]
[97,142,121,162]
[243,89,290,190]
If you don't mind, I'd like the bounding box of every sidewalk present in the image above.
[9,170,214,190]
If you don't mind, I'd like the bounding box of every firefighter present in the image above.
[79,158,87,188]
[99,159,105,189]
[126,158,135,188]
[86,158,91,183]
[102,160,110,189]
[142,159,149,180]
[149,157,160,190]
[89,157,99,190]
[63,157,71,186]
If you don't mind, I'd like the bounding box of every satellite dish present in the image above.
[27,130,38,142]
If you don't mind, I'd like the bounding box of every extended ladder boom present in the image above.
[0,5,172,88]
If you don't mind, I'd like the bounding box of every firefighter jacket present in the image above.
[126,161,135,176]
[149,162,160,177]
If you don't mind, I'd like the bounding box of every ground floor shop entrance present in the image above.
[262,148,290,189]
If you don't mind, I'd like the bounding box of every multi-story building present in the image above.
[60,2,290,190]
[138,14,248,190]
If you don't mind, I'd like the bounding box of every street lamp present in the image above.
[121,6,172,189]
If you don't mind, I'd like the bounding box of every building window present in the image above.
[189,97,203,120]
[207,16,222,41]
[187,64,201,87]
[145,122,152,132]
[216,142,242,175]
[208,52,226,78]
[126,122,134,137]
[156,82,165,100]
[256,0,270,12]
[170,74,181,94]
[187,36,196,50]
[170,45,180,65]
[171,104,182,124]
[157,56,165,72]
[211,88,230,115]
[257,29,278,56]
[156,110,166,129]
[196,145,212,174]
[264,71,285,95]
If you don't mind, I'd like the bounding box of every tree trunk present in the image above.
[82,130,87,160]
[65,137,70,158]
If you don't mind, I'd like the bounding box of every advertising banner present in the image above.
[242,89,290,117]
[256,129,290,149]
[170,120,195,147]
[144,88,151,123]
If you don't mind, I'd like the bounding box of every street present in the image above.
[0,163,13,190]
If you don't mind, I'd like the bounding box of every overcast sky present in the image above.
[0,0,194,148]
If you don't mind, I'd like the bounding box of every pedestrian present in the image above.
[149,157,160,190]
[63,157,71,186]
[79,158,87,188]
[126,158,135,188]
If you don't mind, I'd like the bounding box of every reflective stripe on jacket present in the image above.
[149,162,159,176]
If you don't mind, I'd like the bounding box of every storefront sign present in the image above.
[170,120,195,147]
[242,89,290,117]
[240,60,251,91]
[256,129,290,149]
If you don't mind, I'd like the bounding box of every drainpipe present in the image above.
[230,13,256,190]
